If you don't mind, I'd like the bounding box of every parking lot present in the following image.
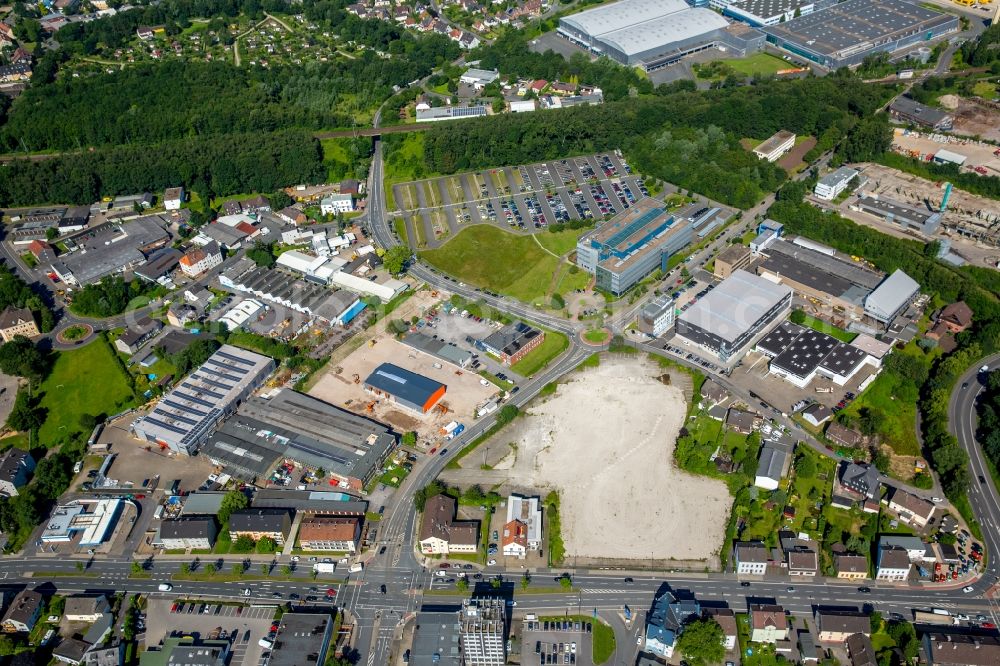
[521,618,594,666]
[393,152,652,249]
[146,597,278,666]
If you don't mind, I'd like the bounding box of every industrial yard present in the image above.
[890,130,1000,177]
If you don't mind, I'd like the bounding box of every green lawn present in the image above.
[37,340,135,444]
[591,619,616,665]
[840,368,920,456]
[556,266,591,294]
[536,228,587,256]
[320,138,356,182]
[718,53,792,77]
[584,329,608,344]
[379,462,409,488]
[510,331,570,377]
[797,313,856,343]
[420,225,560,302]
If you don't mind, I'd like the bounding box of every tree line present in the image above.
[0,265,54,334]
[0,130,326,207]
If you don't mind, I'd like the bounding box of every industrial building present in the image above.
[814,167,858,201]
[864,269,920,324]
[753,130,796,162]
[713,244,753,279]
[267,613,335,666]
[252,489,368,516]
[888,96,953,131]
[761,0,959,69]
[460,598,507,666]
[158,517,217,550]
[675,269,792,363]
[851,195,942,236]
[40,499,123,546]
[415,105,488,122]
[755,237,885,324]
[402,331,473,368]
[49,217,171,286]
[722,0,835,27]
[638,295,675,337]
[364,363,447,414]
[557,0,765,70]
[131,345,275,455]
[411,608,463,666]
[576,198,693,295]
[756,321,875,387]
[201,389,396,490]
[481,321,545,365]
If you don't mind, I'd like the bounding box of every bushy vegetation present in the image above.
[0,266,53,334]
[69,276,159,318]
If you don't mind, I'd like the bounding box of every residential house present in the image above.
[167,305,198,328]
[528,79,547,94]
[501,519,528,558]
[847,633,877,666]
[0,61,33,82]
[506,494,542,549]
[276,206,307,226]
[734,542,769,575]
[726,409,758,435]
[134,247,182,283]
[237,195,270,213]
[2,589,43,633]
[53,638,90,666]
[159,517,217,549]
[0,449,35,497]
[27,240,56,265]
[418,494,479,555]
[875,546,912,581]
[921,632,1000,665]
[879,535,934,562]
[798,630,820,664]
[0,307,39,342]
[749,604,788,644]
[64,595,110,623]
[297,517,362,552]
[787,547,819,576]
[699,380,729,407]
[826,422,863,448]
[136,26,154,39]
[703,608,738,651]
[839,461,880,500]
[320,194,354,215]
[816,610,870,643]
[937,301,973,334]
[114,318,163,355]
[835,553,869,580]
[801,403,833,427]
[82,645,123,666]
[179,241,223,278]
[887,488,935,528]
[163,187,184,211]
[228,509,292,545]
[340,179,361,196]
[644,592,700,659]
[755,442,792,491]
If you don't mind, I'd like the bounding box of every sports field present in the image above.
[420,225,559,303]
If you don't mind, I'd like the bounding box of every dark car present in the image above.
[858,587,871,593]
[980,475,987,484]
[380,585,387,594]
[379,546,387,555]
[962,382,970,389]
[289,593,300,600]
[624,577,634,583]
[740,581,751,587]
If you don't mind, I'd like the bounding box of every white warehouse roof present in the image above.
[561,0,689,37]
[678,269,792,343]
[276,250,329,275]
[864,269,919,323]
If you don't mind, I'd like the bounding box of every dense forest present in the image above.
[0,266,54,333]
[978,370,1000,471]
[959,23,1000,69]
[414,75,890,208]
[0,130,325,206]
[768,189,1000,512]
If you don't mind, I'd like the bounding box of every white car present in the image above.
[290,556,300,562]
[480,379,491,386]
[963,586,975,593]
[244,588,252,597]
[435,570,448,577]
[637,635,643,645]
[487,559,497,566]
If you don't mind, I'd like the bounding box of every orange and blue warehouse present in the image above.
[363,363,447,414]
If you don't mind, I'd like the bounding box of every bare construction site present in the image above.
[441,355,731,567]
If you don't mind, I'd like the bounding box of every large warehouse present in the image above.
[557,0,765,69]
[761,0,959,69]
[364,363,447,414]
[675,269,792,363]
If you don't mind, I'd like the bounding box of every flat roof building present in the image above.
[814,167,859,201]
[252,489,368,516]
[638,294,675,337]
[460,67,500,88]
[403,331,474,368]
[461,598,506,666]
[864,269,919,324]
[412,608,463,666]
[675,269,792,363]
[50,217,171,286]
[756,321,873,388]
[714,244,753,279]
[558,0,764,69]
[851,195,942,236]
[40,499,123,546]
[576,197,693,295]
[364,363,446,414]
[267,613,334,666]
[754,130,796,162]
[724,0,835,27]
[762,0,959,69]
[132,345,275,455]
[415,105,488,122]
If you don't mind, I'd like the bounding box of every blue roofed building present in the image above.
[576,197,693,295]
[364,363,447,414]
[644,592,701,659]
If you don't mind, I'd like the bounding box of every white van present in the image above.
[157,584,172,592]
[349,562,364,573]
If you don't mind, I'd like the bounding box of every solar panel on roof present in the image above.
[142,417,188,435]
[215,349,256,365]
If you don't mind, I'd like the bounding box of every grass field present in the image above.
[510,331,570,377]
[320,138,354,182]
[37,340,135,444]
[797,313,856,343]
[717,53,791,77]
[841,369,920,456]
[584,329,608,343]
[423,180,441,208]
[420,225,560,302]
[555,266,590,294]
[535,227,586,256]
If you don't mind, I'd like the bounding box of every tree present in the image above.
[180,563,190,574]
[256,537,277,554]
[456,578,469,592]
[0,336,49,381]
[414,480,448,511]
[218,490,249,524]
[383,245,412,276]
[281,565,293,576]
[246,242,276,268]
[76,561,84,572]
[496,404,519,426]
[521,573,531,590]
[204,563,216,574]
[130,561,143,575]
[676,618,725,666]
[490,577,501,590]
[78,413,99,431]
[869,611,883,633]
[233,535,256,553]
[795,454,816,478]
[790,309,807,325]
[261,564,270,576]
[559,575,572,590]
[402,431,417,446]
[232,562,246,576]
[45,226,59,242]
[845,534,867,554]
[6,390,44,432]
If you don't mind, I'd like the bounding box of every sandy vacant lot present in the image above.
[446,356,730,562]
